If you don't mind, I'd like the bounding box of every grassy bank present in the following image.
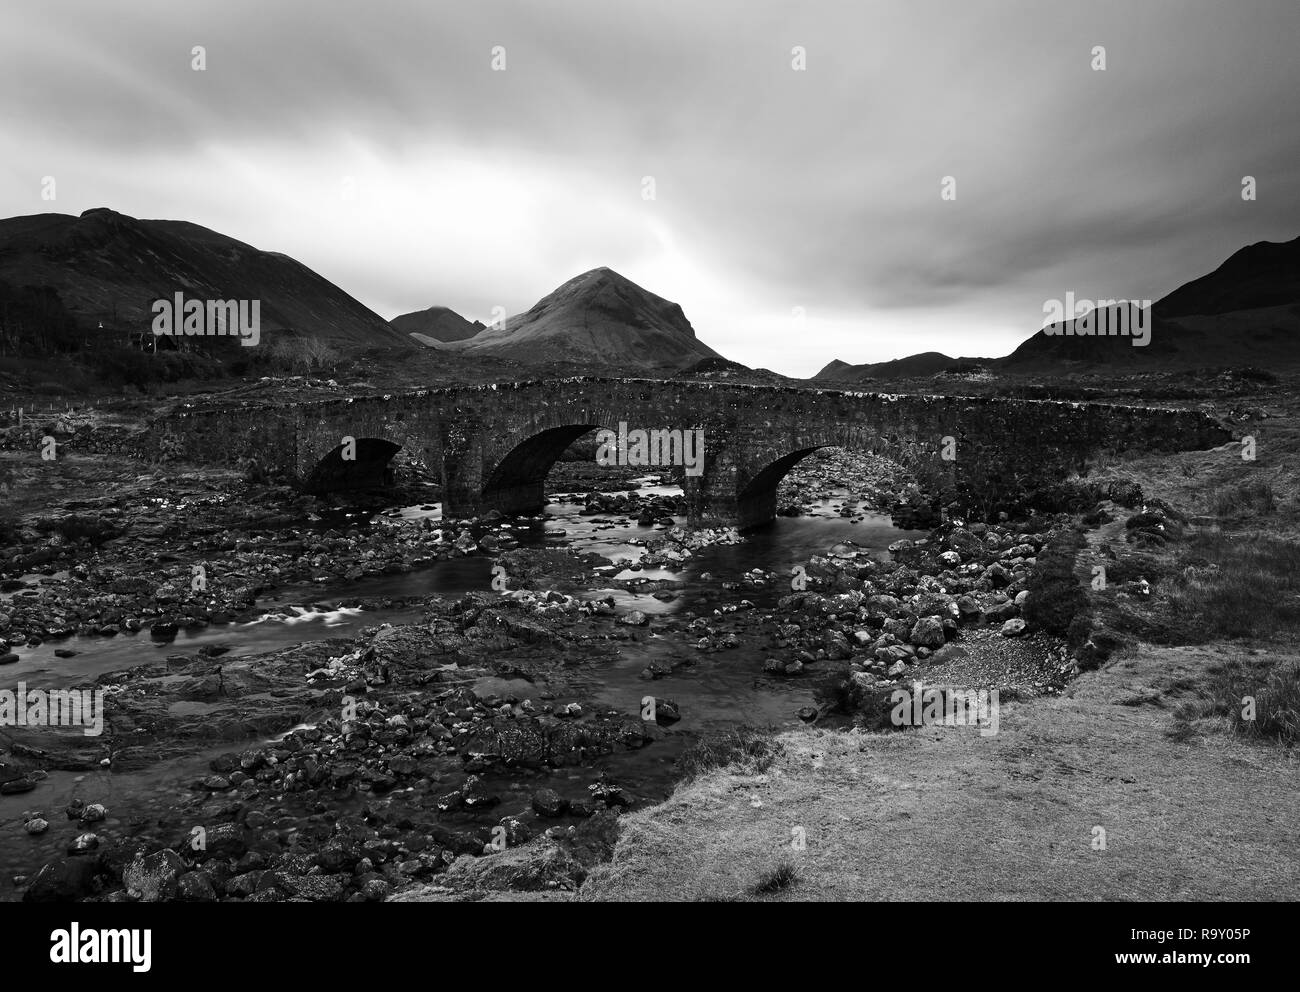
[578,641,1300,900]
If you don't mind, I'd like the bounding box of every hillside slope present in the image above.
[0,208,412,350]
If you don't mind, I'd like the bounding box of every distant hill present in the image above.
[814,351,959,383]
[1157,237,1300,318]
[390,305,485,344]
[0,207,412,351]
[1001,235,1300,370]
[432,267,725,371]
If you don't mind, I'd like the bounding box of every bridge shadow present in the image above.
[735,446,823,529]
[304,437,403,493]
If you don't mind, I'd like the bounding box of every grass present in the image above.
[750,859,800,895]
[1210,477,1278,518]
[677,727,782,781]
[1157,531,1300,642]
[578,654,1300,901]
[1168,654,1300,746]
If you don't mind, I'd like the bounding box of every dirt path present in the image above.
[577,641,1300,901]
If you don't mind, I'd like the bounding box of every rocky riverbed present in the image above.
[1,439,1092,902]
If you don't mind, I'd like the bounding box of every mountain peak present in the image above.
[443,267,725,371]
[558,266,634,292]
[390,304,483,343]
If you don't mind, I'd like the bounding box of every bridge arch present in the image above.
[712,426,953,530]
[479,423,608,515]
[303,437,402,493]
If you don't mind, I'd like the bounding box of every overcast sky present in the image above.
[3,0,1298,376]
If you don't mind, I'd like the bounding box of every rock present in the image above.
[80,802,107,823]
[652,698,681,725]
[273,873,347,902]
[849,670,876,692]
[1001,618,1028,637]
[226,870,267,898]
[122,849,186,902]
[23,857,101,902]
[983,563,1011,587]
[24,817,49,835]
[531,788,569,818]
[496,815,534,847]
[822,630,853,660]
[362,878,391,901]
[69,832,99,854]
[888,539,917,560]
[887,660,908,677]
[0,652,19,665]
[985,600,1018,623]
[149,621,178,642]
[909,616,946,649]
[177,871,218,902]
[200,822,247,860]
[619,611,649,627]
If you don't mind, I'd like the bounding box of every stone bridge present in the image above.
[145,377,1231,529]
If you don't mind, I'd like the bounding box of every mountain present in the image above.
[390,305,485,344]
[815,359,853,379]
[1157,237,1300,317]
[813,351,958,382]
[1001,235,1300,370]
[433,267,724,370]
[0,208,412,350]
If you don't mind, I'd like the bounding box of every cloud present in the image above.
[2,0,1297,376]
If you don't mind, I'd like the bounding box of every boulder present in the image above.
[23,857,101,902]
[909,616,946,649]
[122,849,186,902]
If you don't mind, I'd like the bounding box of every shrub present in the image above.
[1172,655,1300,746]
[1024,529,1087,635]
[750,859,800,895]
[677,727,781,781]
